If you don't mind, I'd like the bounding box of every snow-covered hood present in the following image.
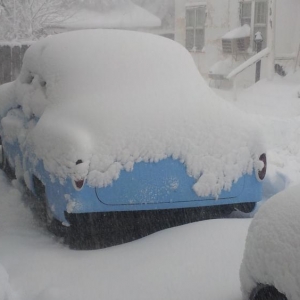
[1,29,264,196]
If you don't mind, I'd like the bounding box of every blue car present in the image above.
[0,29,266,247]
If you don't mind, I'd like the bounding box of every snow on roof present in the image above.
[240,184,300,300]
[185,2,206,8]
[0,29,263,197]
[0,41,34,46]
[222,24,250,40]
[50,2,161,30]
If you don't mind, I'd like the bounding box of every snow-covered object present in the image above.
[0,29,264,197]
[51,2,161,30]
[254,31,263,42]
[223,24,251,40]
[227,48,270,79]
[240,184,300,299]
[209,58,232,76]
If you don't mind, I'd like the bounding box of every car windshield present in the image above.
[0,1,299,300]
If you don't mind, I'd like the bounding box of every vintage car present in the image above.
[0,29,266,247]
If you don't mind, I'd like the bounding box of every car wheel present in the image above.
[0,145,16,180]
[32,176,67,237]
[234,202,256,214]
[0,139,3,168]
[250,285,287,300]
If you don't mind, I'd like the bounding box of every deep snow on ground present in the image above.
[216,71,300,200]
[0,70,300,300]
[0,174,249,300]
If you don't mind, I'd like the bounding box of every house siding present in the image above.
[175,0,300,79]
[175,0,240,76]
[275,0,300,57]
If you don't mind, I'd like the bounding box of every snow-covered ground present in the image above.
[0,70,300,300]
[217,71,300,200]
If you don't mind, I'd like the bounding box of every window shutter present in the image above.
[186,29,194,50]
[185,5,206,51]
[240,2,252,26]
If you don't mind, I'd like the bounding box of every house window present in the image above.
[240,2,251,26]
[186,5,206,52]
[240,0,268,49]
[254,1,268,49]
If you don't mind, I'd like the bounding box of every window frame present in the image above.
[240,1,252,26]
[253,0,268,49]
[185,4,206,52]
[239,0,268,51]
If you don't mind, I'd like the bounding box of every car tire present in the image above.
[250,285,287,300]
[0,145,16,180]
[32,176,67,237]
[234,202,256,214]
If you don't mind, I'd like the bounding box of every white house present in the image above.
[174,0,300,84]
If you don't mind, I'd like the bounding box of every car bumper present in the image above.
[64,205,236,248]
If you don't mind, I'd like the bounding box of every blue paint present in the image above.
[1,132,262,226]
[96,158,244,205]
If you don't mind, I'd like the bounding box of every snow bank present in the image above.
[232,72,300,196]
[240,184,300,300]
[1,29,264,197]
[0,192,250,300]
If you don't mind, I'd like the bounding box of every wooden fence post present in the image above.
[0,43,30,85]
[12,46,21,81]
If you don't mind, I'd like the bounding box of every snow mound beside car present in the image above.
[0,29,264,197]
[240,184,300,300]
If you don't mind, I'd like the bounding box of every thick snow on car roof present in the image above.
[240,185,300,300]
[1,29,263,196]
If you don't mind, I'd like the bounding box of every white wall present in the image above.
[175,0,240,77]
[276,0,300,57]
[175,0,300,79]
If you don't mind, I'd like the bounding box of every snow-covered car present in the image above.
[239,185,300,300]
[0,29,266,246]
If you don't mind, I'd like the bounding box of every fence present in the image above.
[0,43,32,85]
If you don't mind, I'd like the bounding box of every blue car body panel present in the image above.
[2,131,262,226]
[96,158,246,205]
